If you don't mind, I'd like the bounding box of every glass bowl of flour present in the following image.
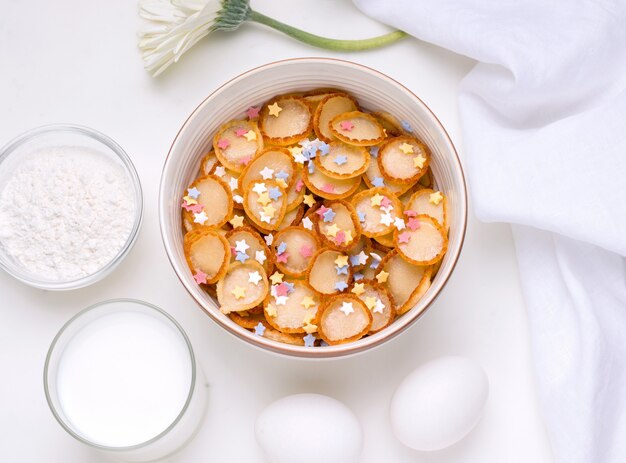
[0,125,143,290]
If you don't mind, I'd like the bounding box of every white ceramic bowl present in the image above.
[159,58,467,358]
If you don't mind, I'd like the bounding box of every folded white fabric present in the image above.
[353,0,626,461]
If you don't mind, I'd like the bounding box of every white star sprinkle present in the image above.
[302,217,313,230]
[248,271,262,285]
[264,233,274,246]
[275,295,288,306]
[235,239,250,253]
[214,166,226,177]
[356,251,368,265]
[293,153,307,164]
[373,298,385,314]
[259,166,274,180]
[380,213,394,226]
[233,194,243,204]
[260,212,272,224]
[394,217,406,230]
[255,250,267,265]
[228,177,239,191]
[252,182,268,194]
[193,211,208,224]
[380,205,394,214]
[340,302,354,316]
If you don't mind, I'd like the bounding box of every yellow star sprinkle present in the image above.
[399,142,414,154]
[303,323,317,334]
[276,178,288,189]
[268,102,282,117]
[263,204,276,218]
[256,192,271,206]
[266,304,277,317]
[325,223,340,237]
[370,194,384,207]
[229,215,244,228]
[364,296,378,310]
[413,154,426,169]
[231,286,246,299]
[289,146,303,156]
[270,272,284,285]
[334,255,349,267]
[303,312,315,324]
[183,195,198,205]
[344,230,353,243]
[429,191,444,206]
[303,194,316,207]
[301,296,316,309]
[376,270,389,283]
[244,130,257,141]
[351,283,365,296]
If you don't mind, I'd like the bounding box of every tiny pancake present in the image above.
[200,151,218,176]
[378,136,431,183]
[317,294,372,345]
[272,226,320,277]
[217,261,269,314]
[371,111,404,137]
[229,311,267,329]
[313,141,370,179]
[363,155,413,195]
[350,187,403,237]
[184,229,230,284]
[406,188,448,230]
[314,200,361,252]
[225,226,274,274]
[314,93,359,142]
[303,166,361,200]
[380,250,432,315]
[395,215,448,265]
[183,175,233,230]
[213,120,264,173]
[329,111,386,146]
[238,148,296,192]
[308,248,352,295]
[210,165,243,209]
[243,180,287,231]
[259,97,313,145]
[261,327,306,346]
[351,279,395,334]
[302,88,343,112]
[264,279,321,333]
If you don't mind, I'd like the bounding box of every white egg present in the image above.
[390,356,489,451]
[255,393,362,463]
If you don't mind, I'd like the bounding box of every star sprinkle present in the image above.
[316,205,330,218]
[295,179,304,192]
[401,120,413,132]
[303,194,316,207]
[351,283,365,296]
[321,183,335,193]
[340,301,354,315]
[266,304,277,317]
[380,196,392,208]
[276,242,288,254]
[407,217,421,230]
[275,282,290,296]
[254,322,266,336]
[303,333,316,347]
[288,145,303,157]
[302,217,313,230]
[248,271,262,285]
[303,323,317,334]
[318,142,330,156]
[255,250,267,265]
[398,231,411,244]
[372,176,385,187]
[275,295,288,306]
[236,252,249,263]
[268,102,282,117]
[379,213,394,226]
[370,194,384,207]
[413,154,426,169]
[399,142,414,154]
[252,182,268,194]
[373,298,385,314]
[235,239,250,253]
[394,217,406,230]
[299,244,313,258]
[335,264,348,275]
[353,272,364,281]
[193,271,207,284]
[214,165,226,177]
[270,272,283,285]
[232,286,246,299]
[188,204,203,214]
[404,209,417,217]
[264,233,274,246]
[376,270,389,283]
[322,208,336,222]
[229,215,244,228]
[275,170,289,181]
[325,223,340,237]
[340,120,354,131]
[187,187,200,199]
[334,155,348,166]
[181,201,194,212]
[235,128,248,137]
[244,130,257,141]
[263,204,276,218]
[356,251,369,265]
[268,187,282,200]
[429,191,444,205]
[246,106,260,119]
[217,138,230,149]
[257,192,271,206]
[233,194,244,204]
[301,296,316,309]
[260,166,274,180]
[193,211,208,224]
[357,211,366,223]
[335,230,346,245]
[369,145,379,157]
[260,213,272,224]
[275,253,288,264]
[364,296,377,311]
[228,177,239,191]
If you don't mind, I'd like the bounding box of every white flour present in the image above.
[0,146,136,280]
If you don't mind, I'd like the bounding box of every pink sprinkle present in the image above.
[407,218,421,231]
[193,271,208,284]
[335,230,346,245]
[275,282,289,296]
[404,210,417,217]
[398,231,412,244]
[217,138,230,149]
[316,206,330,218]
[246,106,260,119]
[380,196,392,208]
[239,156,252,165]
[235,128,248,137]
[276,253,289,264]
[181,201,194,211]
[230,246,237,254]
[340,121,354,131]
[295,178,304,193]
[188,204,204,214]
[299,244,313,258]
[322,183,335,193]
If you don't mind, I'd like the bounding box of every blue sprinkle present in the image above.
[353,272,364,281]
[334,155,348,166]
[320,340,330,347]
[401,120,413,133]
[303,333,316,347]
[335,265,349,275]
[319,142,330,156]
[308,163,315,174]
[349,254,361,266]
[277,241,287,254]
[357,211,366,223]
[283,281,295,294]
[187,187,200,199]
[372,176,385,187]
[268,186,282,200]
[236,252,249,263]
[369,146,379,158]
[275,170,289,180]
[335,281,348,291]
[322,208,336,222]
[370,261,379,269]
[254,322,266,336]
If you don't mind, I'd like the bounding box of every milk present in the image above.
[47,300,206,461]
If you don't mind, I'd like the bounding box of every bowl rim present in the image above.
[159,57,468,359]
[0,123,144,290]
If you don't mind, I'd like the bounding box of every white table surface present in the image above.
[0,0,554,461]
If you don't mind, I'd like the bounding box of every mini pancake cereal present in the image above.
[178,88,450,347]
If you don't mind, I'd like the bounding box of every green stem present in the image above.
[248,10,406,51]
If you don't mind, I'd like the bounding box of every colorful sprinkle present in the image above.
[187,187,200,199]
[252,182,267,194]
[268,102,282,117]
[235,128,248,137]
[404,209,417,217]
[270,272,283,285]
[376,270,389,283]
[334,155,348,166]
[193,211,208,224]
[229,215,244,228]
[322,208,336,222]
[217,138,230,149]
[335,230,346,245]
[398,231,411,244]
[300,244,313,258]
[295,179,304,192]
[351,283,365,296]
[246,106,260,119]
[188,203,203,214]
[268,187,282,200]
[335,265,349,275]
[335,281,349,292]
[394,217,406,230]
[264,233,274,246]
[380,196,392,208]
[232,286,246,299]
[277,242,288,254]
[301,296,316,309]
[255,250,267,265]
[318,142,330,156]
[322,183,335,193]
[370,194,383,207]
[303,194,316,207]
[276,253,289,264]
[399,142,414,154]
[429,191,444,205]
[357,211,366,223]
[275,170,289,181]
[407,217,421,230]
[248,271,262,285]
[325,223,340,237]
[236,252,249,263]
[193,271,207,284]
[353,272,364,281]
[340,301,354,315]
[401,120,413,132]
[275,282,289,296]
[372,176,385,187]
[260,166,274,179]
[254,322,266,336]
[303,333,316,347]
[369,146,379,157]
[340,121,354,131]
[413,154,426,169]
[235,239,250,253]
[244,130,257,141]
[302,217,313,230]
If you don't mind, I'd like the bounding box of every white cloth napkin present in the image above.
[353,0,626,461]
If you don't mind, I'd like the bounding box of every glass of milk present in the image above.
[44,299,207,462]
